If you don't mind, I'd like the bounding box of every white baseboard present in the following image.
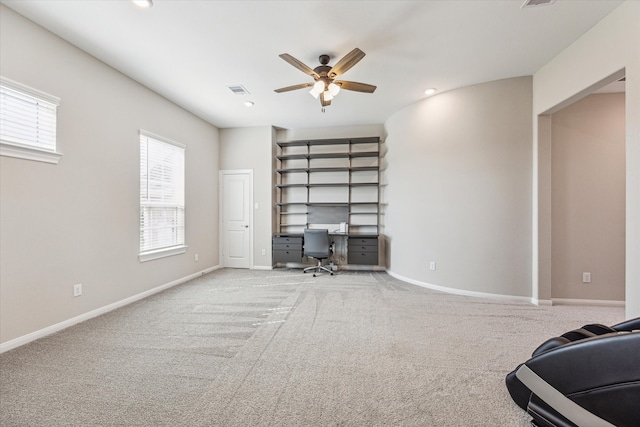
[252,265,273,270]
[552,298,625,307]
[532,298,553,306]
[0,265,222,354]
[386,269,532,304]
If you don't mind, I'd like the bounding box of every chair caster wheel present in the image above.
[313,273,317,277]
[330,272,333,275]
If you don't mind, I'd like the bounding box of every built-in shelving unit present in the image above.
[275,137,380,236]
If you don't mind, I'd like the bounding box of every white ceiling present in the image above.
[1,0,623,130]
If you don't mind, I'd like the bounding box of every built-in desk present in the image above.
[272,233,379,267]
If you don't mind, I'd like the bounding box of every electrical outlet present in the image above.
[582,272,591,283]
[429,262,437,271]
[194,254,199,262]
[73,284,82,297]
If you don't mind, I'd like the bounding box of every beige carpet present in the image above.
[0,269,625,426]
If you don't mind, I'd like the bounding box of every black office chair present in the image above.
[303,229,333,277]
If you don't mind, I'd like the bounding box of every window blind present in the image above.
[140,131,185,254]
[0,78,59,152]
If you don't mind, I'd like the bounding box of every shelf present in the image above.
[277,167,350,173]
[276,202,351,207]
[276,151,378,161]
[276,182,378,188]
[350,166,378,172]
[276,154,310,160]
[349,151,379,158]
[276,166,377,174]
[277,136,379,148]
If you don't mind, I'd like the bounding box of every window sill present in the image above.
[139,245,187,263]
[0,141,62,164]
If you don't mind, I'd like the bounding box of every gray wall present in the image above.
[219,126,274,269]
[0,6,220,344]
[384,77,533,298]
[551,93,626,301]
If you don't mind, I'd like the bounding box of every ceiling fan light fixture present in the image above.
[323,91,334,101]
[328,82,340,96]
[309,81,325,98]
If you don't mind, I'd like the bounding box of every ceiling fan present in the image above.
[274,48,377,108]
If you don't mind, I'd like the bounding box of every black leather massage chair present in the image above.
[505,317,640,427]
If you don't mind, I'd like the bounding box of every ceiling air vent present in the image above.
[227,85,250,95]
[521,0,556,8]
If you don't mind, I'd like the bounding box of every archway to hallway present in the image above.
[537,70,626,310]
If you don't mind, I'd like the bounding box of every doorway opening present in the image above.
[537,69,626,307]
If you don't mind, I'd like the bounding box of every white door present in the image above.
[221,170,252,268]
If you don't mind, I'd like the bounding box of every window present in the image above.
[0,76,61,164]
[139,130,186,262]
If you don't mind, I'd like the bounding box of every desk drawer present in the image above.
[349,244,377,253]
[273,237,302,245]
[273,250,302,263]
[347,250,378,265]
[349,237,377,247]
[274,242,301,250]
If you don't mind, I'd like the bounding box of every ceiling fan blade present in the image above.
[320,92,331,107]
[279,53,320,79]
[335,80,377,93]
[328,48,366,78]
[274,82,314,93]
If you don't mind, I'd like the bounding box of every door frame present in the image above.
[219,169,254,268]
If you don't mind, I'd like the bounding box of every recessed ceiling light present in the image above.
[244,101,255,108]
[132,0,153,8]
[424,88,436,96]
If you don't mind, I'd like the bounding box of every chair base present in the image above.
[303,260,334,277]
